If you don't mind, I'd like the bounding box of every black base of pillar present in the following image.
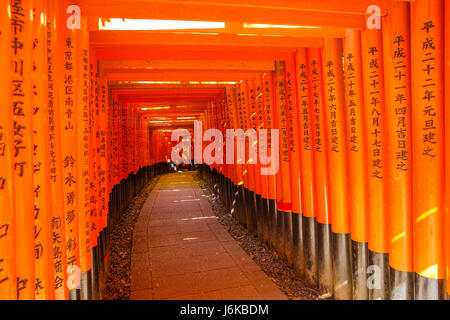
[275,210,286,261]
[317,222,333,297]
[415,273,446,300]
[351,240,369,300]
[80,270,92,300]
[303,216,318,289]
[268,199,277,250]
[261,197,271,247]
[292,213,304,278]
[237,185,247,228]
[283,211,294,267]
[246,189,258,236]
[390,268,414,300]
[91,246,100,300]
[332,232,352,300]
[255,194,264,241]
[368,250,390,300]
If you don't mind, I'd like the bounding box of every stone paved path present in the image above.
[130,171,287,300]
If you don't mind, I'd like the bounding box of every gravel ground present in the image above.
[195,175,321,300]
[103,177,159,300]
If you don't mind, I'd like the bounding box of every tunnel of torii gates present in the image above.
[1,0,450,301]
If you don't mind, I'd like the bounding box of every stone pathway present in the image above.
[130,171,287,300]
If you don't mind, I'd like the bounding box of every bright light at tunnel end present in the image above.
[97,19,321,31]
[99,18,225,31]
[169,121,280,176]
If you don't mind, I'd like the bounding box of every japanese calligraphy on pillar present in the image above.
[418,21,438,158]
[345,53,361,153]
[344,29,369,250]
[121,103,127,179]
[236,88,243,129]
[11,0,35,300]
[263,77,274,139]
[46,6,67,298]
[94,64,102,230]
[262,73,276,200]
[276,66,289,163]
[286,70,296,153]
[249,84,257,131]
[298,62,311,152]
[247,82,258,191]
[111,98,119,186]
[361,29,389,260]
[76,28,91,272]
[296,49,316,221]
[410,0,446,287]
[32,1,53,299]
[256,79,266,160]
[0,0,15,299]
[60,29,79,272]
[248,82,258,181]
[390,34,410,171]
[99,81,108,231]
[225,87,239,183]
[255,78,268,196]
[89,59,98,245]
[236,85,246,172]
[285,59,301,214]
[240,84,249,131]
[255,82,264,130]
[382,2,414,283]
[308,48,331,227]
[226,89,235,129]
[325,60,340,153]
[274,61,292,210]
[366,45,384,179]
[310,59,323,153]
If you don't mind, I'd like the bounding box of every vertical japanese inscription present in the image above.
[11,1,28,177]
[47,8,66,297]
[366,45,384,180]
[61,28,79,275]
[345,53,360,153]
[11,0,35,300]
[310,59,323,154]
[276,67,289,163]
[419,21,438,159]
[391,35,410,171]
[77,39,91,270]
[298,62,311,152]
[325,60,340,153]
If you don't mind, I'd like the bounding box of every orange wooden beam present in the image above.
[106,71,263,82]
[131,101,208,107]
[82,0,388,16]
[79,0,387,28]
[93,46,294,60]
[142,112,204,117]
[94,26,346,38]
[120,97,216,103]
[89,21,346,38]
[113,87,223,95]
[100,59,274,71]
